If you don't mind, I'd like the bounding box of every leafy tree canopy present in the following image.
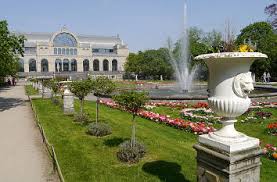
[236,22,277,77]
[92,76,116,96]
[69,79,93,100]
[0,20,25,80]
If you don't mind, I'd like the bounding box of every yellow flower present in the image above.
[239,44,254,52]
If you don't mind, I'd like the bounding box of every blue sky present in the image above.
[0,0,273,52]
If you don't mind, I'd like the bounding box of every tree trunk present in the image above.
[96,97,99,123]
[131,114,136,148]
[80,99,84,115]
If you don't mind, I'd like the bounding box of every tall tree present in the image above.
[0,20,25,83]
[265,0,277,30]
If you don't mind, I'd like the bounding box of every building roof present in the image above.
[15,31,123,46]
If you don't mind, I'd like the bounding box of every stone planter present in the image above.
[193,52,267,182]
[63,86,74,114]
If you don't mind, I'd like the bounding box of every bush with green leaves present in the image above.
[74,113,91,124]
[117,140,146,163]
[87,122,112,137]
[92,76,115,123]
[113,90,148,162]
[69,79,93,117]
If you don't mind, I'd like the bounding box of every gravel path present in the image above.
[0,81,58,182]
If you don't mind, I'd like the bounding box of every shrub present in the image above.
[87,122,112,137]
[52,97,60,105]
[117,140,146,163]
[74,113,91,123]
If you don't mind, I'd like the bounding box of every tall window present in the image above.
[18,59,24,72]
[71,59,77,72]
[83,59,89,72]
[112,59,118,71]
[103,59,109,71]
[93,59,99,71]
[53,33,77,47]
[54,48,57,54]
[41,59,48,72]
[29,59,36,72]
[63,59,69,72]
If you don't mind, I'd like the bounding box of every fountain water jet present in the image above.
[167,1,198,93]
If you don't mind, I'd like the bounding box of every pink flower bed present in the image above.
[99,99,215,135]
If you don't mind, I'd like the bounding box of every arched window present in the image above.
[83,59,89,72]
[29,59,36,72]
[71,59,77,72]
[55,59,62,72]
[112,59,118,71]
[53,32,77,47]
[41,59,49,72]
[18,59,24,72]
[63,59,69,72]
[103,59,109,71]
[93,59,99,71]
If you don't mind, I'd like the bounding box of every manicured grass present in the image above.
[32,99,277,182]
[25,85,38,95]
[33,99,197,182]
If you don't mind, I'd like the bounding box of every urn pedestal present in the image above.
[63,86,74,114]
[194,52,267,182]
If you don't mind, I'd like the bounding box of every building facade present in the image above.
[17,28,129,79]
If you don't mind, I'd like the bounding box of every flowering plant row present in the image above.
[146,101,209,109]
[99,99,215,135]
[263,144,277,161]
[251,101,277,108]
[180,108,221,124]
[267,122,277,136]
[241,108,272,123]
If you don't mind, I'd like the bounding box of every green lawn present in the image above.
[25,85,39,95]
[31,99,277,182]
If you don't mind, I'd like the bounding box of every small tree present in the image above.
[49,79,59,98]
[69,79,93,115]
[92,76,115,123]
[113,90,148,147]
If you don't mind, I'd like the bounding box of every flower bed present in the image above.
[241,108,272,122]
[263,144,277,161]
[146,101,208,109]
[180,108,221,124]
[251,101,277,108]
[99,99,215,135]
[267,122,277,136]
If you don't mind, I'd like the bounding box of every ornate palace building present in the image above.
[17,27,129,79]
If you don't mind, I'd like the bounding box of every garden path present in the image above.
[0,80,58,182]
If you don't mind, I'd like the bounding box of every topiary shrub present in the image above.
[117,140,146,163]
[74,113,91,124]
[87,122,112,137]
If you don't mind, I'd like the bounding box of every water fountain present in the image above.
[167,1,197,93]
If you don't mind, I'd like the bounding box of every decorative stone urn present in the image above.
[193,52,267,182]
[63,84,74,114]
